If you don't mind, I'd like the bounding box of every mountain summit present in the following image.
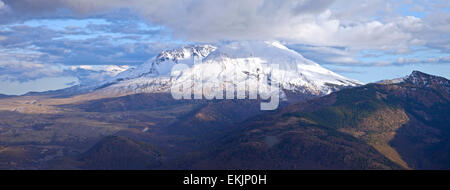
[99,41,361,98]
[378,70,450,90]
[404,70,450,88]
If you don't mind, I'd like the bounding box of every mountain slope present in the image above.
[189,71,449,169]
[0,94,15,99]
[0,71,447,169]
[80,135,162,170]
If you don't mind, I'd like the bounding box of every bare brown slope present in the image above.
[188,71,449,169]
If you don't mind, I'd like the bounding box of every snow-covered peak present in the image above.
[405,70,449,87]
[201,41,361,93]
[101,41,362,97]
[157,44,217,63]
[377,77,407,85]
[377,71,449,89]
[206,41,301,58]
[112,44,216,81]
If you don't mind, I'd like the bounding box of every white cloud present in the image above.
[0,0,449,68]
[327,56,360,64]
[397,56,450,65]
[9,0,433,52]
[0,58,64,82]
[0,49,131,83]
[0,1,401,46]
[65,65,131,84]
[70,65,130,76]
[276,12,425,52]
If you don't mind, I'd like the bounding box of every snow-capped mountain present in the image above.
[404,71,450,88]
[97,41,362,98]
[377,70,450,89]
[113,44,217,80]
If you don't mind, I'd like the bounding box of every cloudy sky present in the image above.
[0,0,449,95]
